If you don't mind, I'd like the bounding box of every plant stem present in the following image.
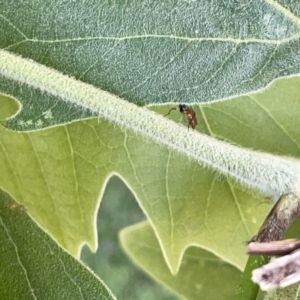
[236,193,300,298]
[1,49,300,198]
[250,193,300,243]
[235,255,270,300]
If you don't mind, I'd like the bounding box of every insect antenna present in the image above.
[164,107,177,117]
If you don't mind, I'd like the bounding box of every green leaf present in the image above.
[1,1,300,112]
[1,73,300,276]
[0,98,271,272]
[0,93,19,120]
[0,188,116,300]
[81,176,180,300]
[120,221,241,300]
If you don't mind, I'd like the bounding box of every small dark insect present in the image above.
[165,104,197,129]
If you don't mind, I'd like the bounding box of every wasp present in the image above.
[164,104,197,129]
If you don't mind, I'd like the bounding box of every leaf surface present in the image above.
[1,0,300,293]
[1,0,300,116]
[81,176,180,299]
[2,74,300,274]
[120,221,241,300]
[0,189,116,300]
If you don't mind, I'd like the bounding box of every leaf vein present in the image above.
[0,216,37,300]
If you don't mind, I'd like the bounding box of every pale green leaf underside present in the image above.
[1,75,300,274]
[120,221,241,300]
[0,189,116,300]
[1,0,300,124]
